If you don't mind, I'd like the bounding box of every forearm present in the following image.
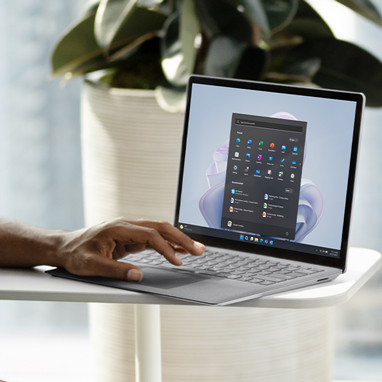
[0,218,67,268]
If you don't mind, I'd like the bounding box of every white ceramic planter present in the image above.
[81,80,334,382]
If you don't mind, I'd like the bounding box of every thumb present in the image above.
[75,255,143,281]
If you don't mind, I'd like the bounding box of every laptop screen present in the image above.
[175,75,364,270]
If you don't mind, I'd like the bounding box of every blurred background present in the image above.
[0,0,381,381]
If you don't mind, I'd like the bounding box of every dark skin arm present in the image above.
[0,217,205,281]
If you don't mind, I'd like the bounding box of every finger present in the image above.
[133,221,205,256]
[101,223,183,266]
[72,254,144,282]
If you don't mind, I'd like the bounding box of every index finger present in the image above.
[100,221,203,266]
[132,220,205,256]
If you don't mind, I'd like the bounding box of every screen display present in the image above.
[177,79,361,261]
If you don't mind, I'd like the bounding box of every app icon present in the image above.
[270,240,274,245]
[263,203,267,208]
[250,237,254,241]
[279,171,283,177]
[254,238,259,242]
[245,236,249,240]
[280,158,285,163]
[236,138,241,144]
[265,240,268,244]
[228,221,232,227]
[240,234,244,240]
[293,146,298,152]
[229,206,233,212]
[230,197,234,203]
[270,142,275,149]
[235,152,239,157]
[246,153,250,159]
[260,238,264,243]
[269,156,273,161]
[231,189,235,194]
[268,169,272,175]
[256,169,260,174]
[257,154,262,160]
[262,212,267,218]
[247,139,252,146]
[281,145,286,150]
[291,173,295,179]
[233,165,238,170]
[244,166,249,172]
[259,141,263,147]
[264,194,268,200]
[292,160,296,165]
[180,225,184,230]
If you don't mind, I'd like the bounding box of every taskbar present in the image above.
[178,222,340,259]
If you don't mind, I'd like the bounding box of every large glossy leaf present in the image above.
[80,0,101,18]
[180,0,200,74]
[286,37,382,106]
[261,0,298,32]
[95,0,166,54]
[234,46,269,80]
[137,0,164,6]
[335,0,382,26]
[204,36,246,78]
[271,1,333,44]
[194,0,253,43]
[161,13,189,86]
[229,0,271,40]
[51,14,105,77]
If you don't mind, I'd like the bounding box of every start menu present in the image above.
[221,113,307,240]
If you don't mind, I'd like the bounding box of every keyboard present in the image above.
[120,249,324,286]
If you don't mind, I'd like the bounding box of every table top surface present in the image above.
[0,247,380,309]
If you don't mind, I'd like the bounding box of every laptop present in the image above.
[48,75,365,305]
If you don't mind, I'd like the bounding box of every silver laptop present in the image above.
[48,75,365,305]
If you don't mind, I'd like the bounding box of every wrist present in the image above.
[42,229,71,268]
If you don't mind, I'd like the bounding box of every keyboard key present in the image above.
[227,275,242,279]
[260,281,276,285]
[256,275,285,282]
[248,278,262,284]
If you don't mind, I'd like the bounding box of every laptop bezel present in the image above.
[173,75,365,272]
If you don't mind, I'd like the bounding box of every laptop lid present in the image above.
[174,75,365,272]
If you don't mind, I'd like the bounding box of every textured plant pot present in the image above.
[81,80,334,382]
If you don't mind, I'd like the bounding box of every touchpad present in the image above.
[140,267,207,290]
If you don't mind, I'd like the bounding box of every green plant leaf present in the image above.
[260,0,298,33]
[234,46,269,80]
[204,36,246,78]
[229,0,271,40]
[95,0,166,54]
[80,0,101,18]
[51,14,105,77]
[282,18,334,40]
[137,0,164,6]
[285,37,382,106]
[335,0,382,26]
[180,0,200,74]
[161,13,189,87]
[194,0,253,43]
[269,2,334,52]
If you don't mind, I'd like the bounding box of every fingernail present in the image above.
[193,241,205,254]
[175,255,183,265]
[127,269,143,281]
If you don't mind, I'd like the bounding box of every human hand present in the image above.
[58,218,205,282]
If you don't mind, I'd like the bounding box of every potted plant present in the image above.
[52,0,382,109]
[52,2,382,382]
